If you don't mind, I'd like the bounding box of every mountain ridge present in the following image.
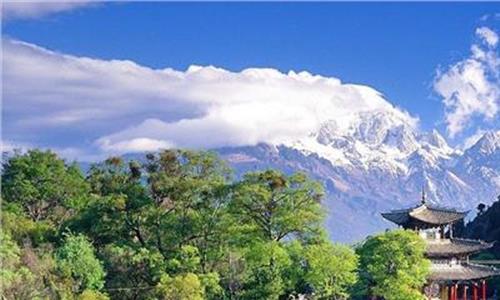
[217,113,500,242]
[71,115,499,243]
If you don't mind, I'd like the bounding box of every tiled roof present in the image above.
[426,239,494,257]
[381,203,467,226]
[429,263,500,281]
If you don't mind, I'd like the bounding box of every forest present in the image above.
[1,149,430,300]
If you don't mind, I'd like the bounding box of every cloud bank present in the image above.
[433,26,500,138]
[2,2,93,20]
[3,39,417,157]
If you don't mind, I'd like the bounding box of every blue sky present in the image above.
[2,2,500,159]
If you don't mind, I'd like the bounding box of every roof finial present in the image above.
[421,186,426,205]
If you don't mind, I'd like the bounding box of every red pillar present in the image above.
[463,285,468,300]
[456,284,459,300]
[451,284,457,300]
[481,280,486,300]
[473,282,478,300]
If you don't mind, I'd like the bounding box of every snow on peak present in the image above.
[284,109,468,178]
[316,120,340,145]
[425,129,449,149]
[382,125,418,153]
[352,110,414,145]
[470,130,500,155]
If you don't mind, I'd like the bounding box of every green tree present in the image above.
[0,231,38,299]
[477,203,486,215]
[230,170,324,243]
[70,151,231,299]
[1,148,368,300]
[156,273,205,300]
[100,244,166,300]
[2,149,89,225]
[228,170,325,299]
[239,241,292,300]
[77,290,110,300]
[144,149,231,267]
[355,229,430,300]
[304,242,358,299]
[56,233,106,292]
[79,156,150,247]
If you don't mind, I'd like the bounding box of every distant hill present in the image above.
[215,127,500,243]
[464,195,500,258]
[74,126,500,243]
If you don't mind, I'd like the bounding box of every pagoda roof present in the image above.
[429,263,500,282]
[426,239,494,258]
[381,203,468,227]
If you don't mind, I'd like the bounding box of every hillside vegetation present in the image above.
[1,149,429,300]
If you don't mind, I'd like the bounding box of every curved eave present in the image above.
[381,212,410,226]
[429,263,500,282]
[426,239,494,258]
[409,208,468,225]
[381,204,468,227]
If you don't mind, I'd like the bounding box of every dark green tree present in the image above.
[68,150,232,299]
[477,203,486,215]
[0,148,375,300]
[71,156,150,247]
[2,149,89,225]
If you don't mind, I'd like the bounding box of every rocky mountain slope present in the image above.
[464,196,500,258]
[216,112,500,243]
[73,111,499,243]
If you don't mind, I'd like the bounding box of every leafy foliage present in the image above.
[1,149,430,299]
[56,233,106,292]
[230,170,324,242]
[2,149,89,224]
[355,229,430,300]
[0,231,37,299]
[304,242,358,299]
[156,273,205,300]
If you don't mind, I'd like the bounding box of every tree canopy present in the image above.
[2,149,89,224]
[355,229,431,300]
[1,149,430,300]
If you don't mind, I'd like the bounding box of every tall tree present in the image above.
[228,170,326,299]
[230,170,324,243]
[72,156,150,247]
[2,149,89,225]
[144,150,231,269]
[0,231,37,299]
[56,233,106,292]
[1,148,370,300]
[355,229,430,300]
[70,150,232,299]
[303,242,358,299]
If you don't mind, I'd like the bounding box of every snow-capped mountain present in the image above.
[216,111,500,243]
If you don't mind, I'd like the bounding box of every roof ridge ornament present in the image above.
[421,186,426,205]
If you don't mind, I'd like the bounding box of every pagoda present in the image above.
[381,192,500,300]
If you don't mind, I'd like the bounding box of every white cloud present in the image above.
[476,27,499,47]
[1,140,31,153]
[0,139,101,162]
[433,26,500,138]
[99,137,173,153]
[2,2,93,20]
[3,39,417,155]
